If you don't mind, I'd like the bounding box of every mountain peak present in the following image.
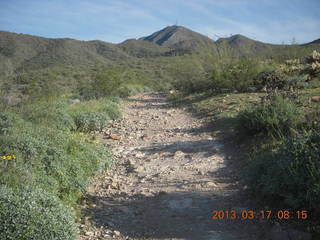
[140,25,214,49]
[216,34,256,44]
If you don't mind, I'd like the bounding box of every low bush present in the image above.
[243,129,320,209]
[307,77,320,88]
[255,70,289,91]
[286,75,309,89]
[237,95,303,138]
[0,117,113,204]
[115,84,147,98]
[20,99,76,131]
[211,58,262,93]
[74,111,109,132]
[80,66,152,99]
[170,58,209,94]
[0,186,77,240]
[116,84,140,98]
[109,96,122,103]
[0,112,16,135]
[103,102,122,120]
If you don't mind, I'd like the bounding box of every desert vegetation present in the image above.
[0,25,320,239]
[170,50,320,231]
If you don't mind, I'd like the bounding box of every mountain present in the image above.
[118,39,170,57]
[216,34,273,47]
[216,34,282,56]
[216,34,320,58]
[0,31,131,73]
[140,25,215,51]
[0,26,319,76]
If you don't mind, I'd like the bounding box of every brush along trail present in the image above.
[80,92,269,240]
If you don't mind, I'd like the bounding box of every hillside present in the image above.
[0,31,131,75]
[216,34,320,58]
[0,26,320,77]
[216,34,278,55]
[118,39,171,57]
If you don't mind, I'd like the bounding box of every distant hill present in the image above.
[216,34,320,58]
[215,34,281,56]
[0,26,319,76]
[216,34,269,46]
[140,25,216,53]
[0,31,131,74]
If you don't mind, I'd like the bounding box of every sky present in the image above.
[0,0,319,44]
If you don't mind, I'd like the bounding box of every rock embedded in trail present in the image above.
[173,150,185,158]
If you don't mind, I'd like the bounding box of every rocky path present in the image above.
[80,92,267,240]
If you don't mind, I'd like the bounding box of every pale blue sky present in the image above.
[0,0,319,44]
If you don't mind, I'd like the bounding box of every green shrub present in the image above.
[21,99,76,131]
[115,84,146,98]
[255,70,288,91]
[286,75,309,89]
[116,85,138,98]
[170,58,209,94]
[237,95,303,138]
[74,112,109,132]
[0,119,113,204]
[211,58,262,92]
[109,96,122,103]
[82,66,151,99]
[0,186,77,240]
[103,102,122,120]
[0,112,16,135]
[307,77,320,88]
[244,130,320,209]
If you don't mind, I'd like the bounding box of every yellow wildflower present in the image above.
[7,155,12,160]
[12,155,16,159]
[2,156,6,160]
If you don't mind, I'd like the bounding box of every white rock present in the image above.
[135,152,145,158]
[206,182,218,187]
[174,150,184,158]
[85,231,94,236]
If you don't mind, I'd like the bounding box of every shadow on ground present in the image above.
[127,93,174,110]
[81,92,270,240]
[83,182,267,240]
[137,139,222,158]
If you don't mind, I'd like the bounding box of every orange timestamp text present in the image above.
[211,209,308,220]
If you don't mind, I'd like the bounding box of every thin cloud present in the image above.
[0,0,319,43]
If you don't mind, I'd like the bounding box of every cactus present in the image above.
[305,50,320,79]
[278,59,304,74]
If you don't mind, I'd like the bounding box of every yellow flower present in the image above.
[2,156,6,160]
[7,155,12,160]
[12,155,16,159]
